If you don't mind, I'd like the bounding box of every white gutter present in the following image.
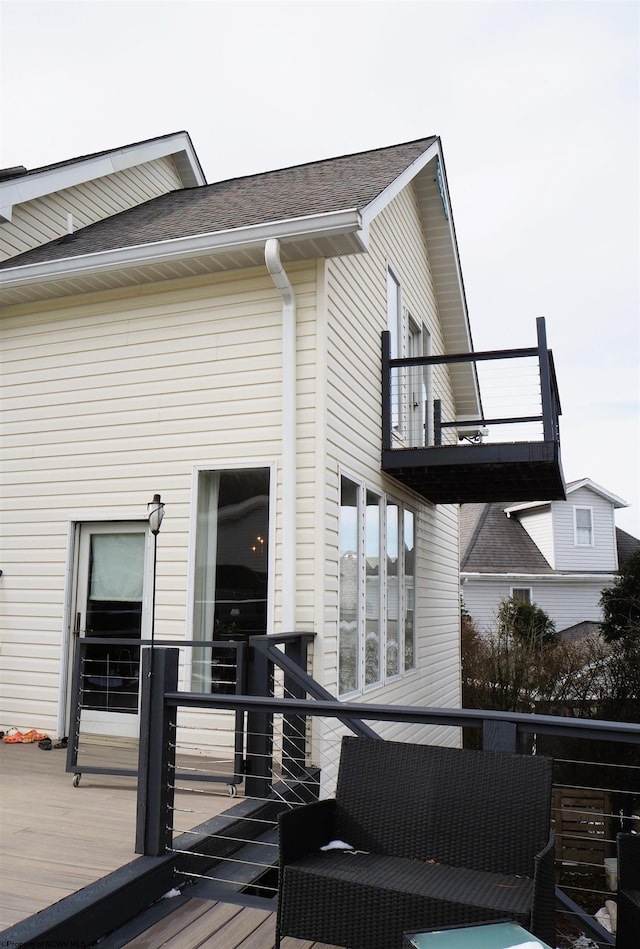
[0,208,364,291]
[461,572,618,583]
[265,238,296,632]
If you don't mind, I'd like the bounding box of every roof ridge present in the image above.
[196,136,438,192]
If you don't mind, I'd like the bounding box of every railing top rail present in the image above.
[389,345,541,369]
[164,690,640,744]
[250,631,317,644]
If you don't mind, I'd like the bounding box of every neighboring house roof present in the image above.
[460,502,640,576]
[0,131,206,224]
[460,502,554,574]
[617,526,640,569]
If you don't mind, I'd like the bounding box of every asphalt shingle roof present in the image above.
[1,137,437,270]
[460,502,554,573]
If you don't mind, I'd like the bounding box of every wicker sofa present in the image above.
[276,737,555,949]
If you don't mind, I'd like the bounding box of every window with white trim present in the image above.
[574,507,594,546]
[339,475,416,695]
[511,587,532,604]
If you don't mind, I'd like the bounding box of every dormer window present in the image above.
[574,506,594,546]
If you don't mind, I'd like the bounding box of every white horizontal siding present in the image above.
[0,156,183,261]
[553,488,619,571]
[516,506,555,566]
[462,574,612,634]
[0,261,319,733]
[322,184,461,723]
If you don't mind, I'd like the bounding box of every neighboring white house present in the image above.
[0,132,564,750]
[460,479,639,637]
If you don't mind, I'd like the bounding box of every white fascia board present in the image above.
[0,132,206,221]
[358,139,441,230]
[505,500,551,516]
[0,208,364,290]
[564,478,629,508]
[461,571,618,583]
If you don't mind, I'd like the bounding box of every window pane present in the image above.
[386,502,399,677]
[193,468,269,692]
[576,508,592,545]
[339,477,359,694]
[512,588,531,604]
[403,509,415,671]
[365,491,381,686]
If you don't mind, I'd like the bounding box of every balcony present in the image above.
[382,317,565,504]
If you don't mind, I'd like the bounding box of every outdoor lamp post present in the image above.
[147,493,165,654]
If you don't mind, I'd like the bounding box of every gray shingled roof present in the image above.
[460,502,554,573]
[0,137,437,270]
[461,503,640,574]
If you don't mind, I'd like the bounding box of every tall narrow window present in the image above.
[339,477,359,694]
[386,501,400,677]
[386,268,401,359]
[193,468,270,691]
[403,509,415,671]
[365,490,381,686]
[574,507,593,546]
[387,269,402,433]
[338,478,416,694]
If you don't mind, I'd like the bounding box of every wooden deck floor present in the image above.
[0,737,235,929]
[0,740,341,948]
[115,898,340,948]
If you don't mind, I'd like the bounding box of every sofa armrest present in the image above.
[279,798,337,866]
[530,829,556,948]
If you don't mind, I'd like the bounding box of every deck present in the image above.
[0,739,339,948]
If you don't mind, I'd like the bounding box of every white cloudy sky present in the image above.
[1,0,639,534]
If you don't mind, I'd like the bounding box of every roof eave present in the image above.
[0,208,365,302]
[0,131,206,223]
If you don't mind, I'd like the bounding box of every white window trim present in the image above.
[185,459,277,689]
[573,505,594,547]
[510,586,533,603]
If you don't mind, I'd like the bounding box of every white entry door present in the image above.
[70,522,149,738]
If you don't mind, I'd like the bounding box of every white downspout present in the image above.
[265,238,296,631]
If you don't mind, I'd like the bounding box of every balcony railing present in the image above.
[382,317,565,503]
[133,640,638,949]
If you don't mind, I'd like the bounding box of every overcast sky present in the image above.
[1,0,638,535]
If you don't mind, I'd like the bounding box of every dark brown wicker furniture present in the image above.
[616,833,640,948]
[276,737,555,949]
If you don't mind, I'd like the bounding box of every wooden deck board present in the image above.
[0,741,236,929]
[119,898,340,949]
[0,744,342,948]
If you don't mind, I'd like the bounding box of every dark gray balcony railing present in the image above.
[381,317,565,503]
[136,639,639,949]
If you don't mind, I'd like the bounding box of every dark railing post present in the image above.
[536,317,555,442]
[381,331,391,451]
[135,646,178,855]
[245,639,273,798]
[282,636,310,780]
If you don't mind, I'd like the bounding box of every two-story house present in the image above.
[0,132,564,750]
[460,479,639,637]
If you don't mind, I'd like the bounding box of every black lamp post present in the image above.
[147,493,165,656]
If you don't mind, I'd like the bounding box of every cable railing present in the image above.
[133,640,639,948]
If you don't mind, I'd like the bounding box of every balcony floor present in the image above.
[382,441,566,503]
